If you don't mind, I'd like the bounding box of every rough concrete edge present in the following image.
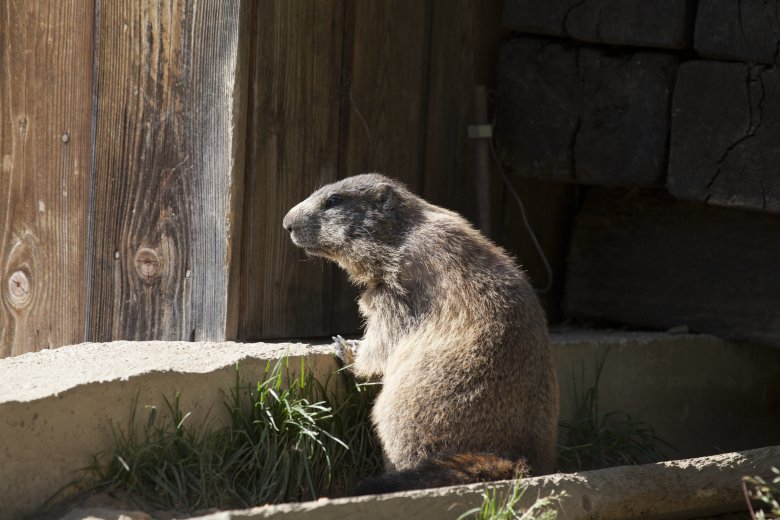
[188,445,780,520]
[0,343,339,520]
[550,327,716,346]
[0,341,333,404]
[1,332,765,520]
[0,330,713,404]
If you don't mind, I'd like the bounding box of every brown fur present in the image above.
[353,453,528,495]
[283,174,559,492]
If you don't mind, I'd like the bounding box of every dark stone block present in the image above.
[575,50,678,186]
[695,0,780,65]
[503,0,572,39]
[495,38,580,182]
[495,37,677,186]
[504,0,696,49]
[565,188,780,346]
[668,61,780,214]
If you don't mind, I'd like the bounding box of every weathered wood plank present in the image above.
[422,0,504,226]
[237,1,344,339]
[333,0,432,334]
[423,0,581,321]
[0,1,94,357]
[565,188,780,345]
[89,0,248,342]
[339,0,431,189]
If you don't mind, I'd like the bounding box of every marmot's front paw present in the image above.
[332,335,359,365]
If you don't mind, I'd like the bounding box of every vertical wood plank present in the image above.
[237,1,344,339]
[422,0,577,322]
[0,1,94,357]
[89,0,248,342]
[423,0,505,225]
[339,0,431,190]
[500,178,578,322]
[332,0,432,334]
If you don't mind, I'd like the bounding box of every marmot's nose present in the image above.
[282,212,295,233]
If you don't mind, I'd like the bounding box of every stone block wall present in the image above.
[497,1,780,343]
[496,38,677,186]
[503,0,696,49]
[497,0,780,214]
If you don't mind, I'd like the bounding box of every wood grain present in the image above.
[423,0,505,225]
[330,0,432,334]
[500,177,578,322]
[237,0,344,340]
[88,0,247,342]
[339,0,431,189]
[0,1,94,356]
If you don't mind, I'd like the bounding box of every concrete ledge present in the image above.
[551,329,780,458]
[187,445,779,520]
[2,332,779,519]
[0,341,337,520]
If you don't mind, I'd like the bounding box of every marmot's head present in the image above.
[283,174,418,281]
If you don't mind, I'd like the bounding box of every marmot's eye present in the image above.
[324,194,342,209]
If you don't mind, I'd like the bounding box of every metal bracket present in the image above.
[467,124,493,139]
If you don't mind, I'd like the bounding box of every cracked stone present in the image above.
[667,61,780,214]
[695,0,780,65]
[504,0,696,49]
[495,37,678,186]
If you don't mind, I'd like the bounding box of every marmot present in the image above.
[282,174,559,493]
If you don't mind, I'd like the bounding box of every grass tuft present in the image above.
[557,350,671,472]
[744,467,780,520]
[45,349,676,516]
[77,357,383,514]
[458,479,563,520]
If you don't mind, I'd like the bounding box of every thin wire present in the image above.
[487,114,554,294]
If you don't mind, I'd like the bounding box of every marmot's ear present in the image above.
[373,183,395,209]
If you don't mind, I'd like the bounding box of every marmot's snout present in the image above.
[282,206,298,235]
[282,202,314,250]
[283,197,337,258]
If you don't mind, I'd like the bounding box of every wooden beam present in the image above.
[238,0,344,339]
[0,1,94,356]
[88,0,248,342]
[333,0,433,334]
[339,0,431,190]
[501,178,578,323]
[423,0,505,226]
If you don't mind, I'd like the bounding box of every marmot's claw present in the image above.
[332,334,357,364]
[332,335,346,361]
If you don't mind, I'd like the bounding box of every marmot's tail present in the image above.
[353,453,529,496]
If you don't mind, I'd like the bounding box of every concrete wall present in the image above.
[2,332,779,518]
[553,330,780,458]
[0,341,337,520]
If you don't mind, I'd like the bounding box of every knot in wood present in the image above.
[7,270,31,307]
[134,248,162,280]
